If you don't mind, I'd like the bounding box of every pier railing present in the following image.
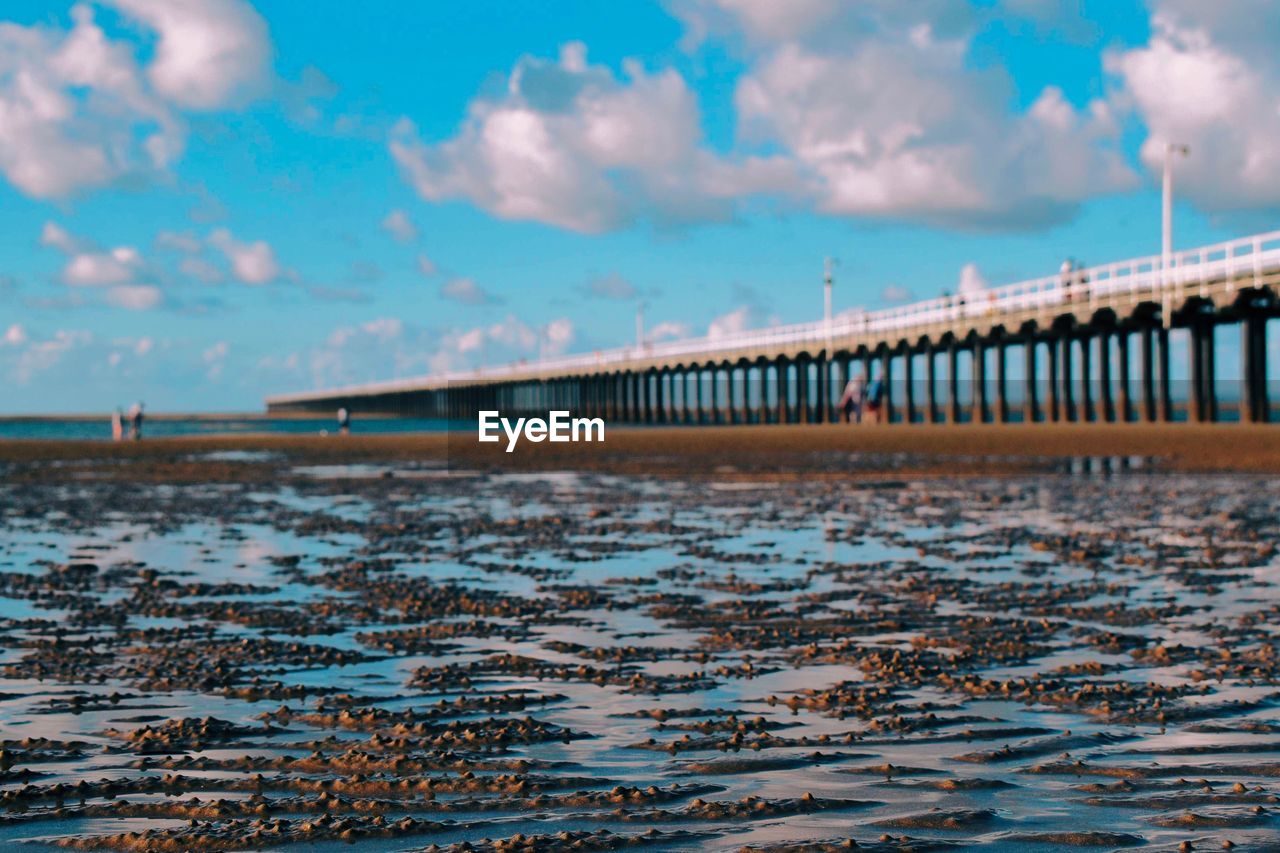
[268,230,1280,405]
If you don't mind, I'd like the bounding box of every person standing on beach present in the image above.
[337,407,350,435]
[865,377,884,424]
[111,408,124,442]
[838,373,865,424]
[127,403,144,440]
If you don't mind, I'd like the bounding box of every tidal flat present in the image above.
[0,440,1277,851]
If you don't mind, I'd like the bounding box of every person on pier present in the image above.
[839,372,866,424]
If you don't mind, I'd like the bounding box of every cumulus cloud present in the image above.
[3,324,27,346]
[202,340,229,379]
[104,0,271,109]
[155,230,203,253]
[707,304,761,339]
[300,313,575,389]
[415,254,438,277]
[1107,0,1280,211]
[647,320,691,341]
[880,284,913,304]
[0,0,269,199]
[957,262,988,296]
[39,222,158,310]
[585,272,638,300]
[440,277,500,305]
[180,256,226,284]
[380,209,419,243]
[8,328,92,383]
[732,17,1133,228]
[389,42,795,232]
[106,284,163,310]
[208,228,281,284]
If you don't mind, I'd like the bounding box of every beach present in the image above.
[0,425,1277,850]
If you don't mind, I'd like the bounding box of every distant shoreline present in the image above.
[0,412,398,422]
[1,424,1277,481]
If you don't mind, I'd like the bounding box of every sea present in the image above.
[0,416,453,441]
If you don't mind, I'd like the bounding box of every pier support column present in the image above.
[813,354,828,423]
[1023,338,1038,424]
[1157,326,1173,422]
[970,340,987,424]
[794,357,808,424]
[946,343,960,424]
[903,347,917,424]
[1098,332,1115,423]
[1116,332,1132,423]
[734,365,747,424]
[926,346,940,423]
[1190,321,1217,423]
[1047,335,1060,422]
[1190,322,1206,423]
[747,361,757,422]
[775,358,789,424]
[701,366,711,425]
[1060,336,1075,422]
[836,356,850,423]
[1140,327,1156,422]
[1204,322,1218,422]
[656,370,668,424]
[1080,333,1094,422]
[995,341,1009,424]
[641,370,653,424]
[878,348,894,424]
[706,365,718,425]
[1242,312,1270,423]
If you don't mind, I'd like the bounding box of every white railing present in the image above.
[268,230,1280,404]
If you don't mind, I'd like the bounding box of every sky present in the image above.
[0,0,1278,413]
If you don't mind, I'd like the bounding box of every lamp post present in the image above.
[1162,142,1189,327]
[823,257,836,327]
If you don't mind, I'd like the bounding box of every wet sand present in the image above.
[1,423,1279,481]
[0,425,1277,850]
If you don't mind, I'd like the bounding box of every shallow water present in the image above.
[0,467,1277,851]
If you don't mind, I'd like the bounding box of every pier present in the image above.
[267,231,1279,425]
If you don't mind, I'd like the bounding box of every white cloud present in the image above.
[415,253,438,277]
[2,324,26,346]
[40,221,81,253]
[734,27,1132,228]
[10,328,92,383]
[707,305,760,339]
[1107,0,1280,211]
[0,0,268,200]
[106,284,163,310]
[294,313,577,390]
[648,320,691,341]
[103,0,271,110]
[208,228,281,284]
[40,222,152,289]
[180,256,226,284]
[203,340,229,379]
[390,42,795,232]
[585,272,638,300]
[880,284,913,303]
[63,246,145,287]
[380,209,419,243]
[669,0,843,45]
[156,230,203,253]
[957,262,988,295]
[440,276,498,305]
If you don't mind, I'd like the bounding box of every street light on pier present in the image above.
[1162,141,1189,327]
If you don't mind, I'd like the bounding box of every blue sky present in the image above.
[0,0,1277,412]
